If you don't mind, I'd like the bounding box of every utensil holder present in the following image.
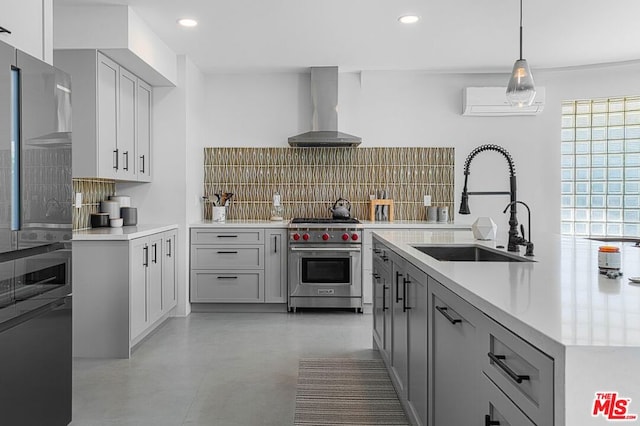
[369,199,394,222]
[212,206,226,222]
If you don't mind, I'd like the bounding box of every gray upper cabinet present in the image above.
[54,50,153,182]
[137,80,152,181]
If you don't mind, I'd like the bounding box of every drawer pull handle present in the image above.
[436,306,462,324]
[382,285,388,311]
[217,276,238,280]
[402,278,411,312]
[217,251,238,254]
[381,255,389,262]
[484,414,500,426]
[217,235,238,238]
[395,272,403,302]
[487,352,531,384]
[372,273,380,279]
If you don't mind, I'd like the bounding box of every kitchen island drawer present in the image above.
[191,271,264,302]
[191,228,263,244]
[482,318,554,426]
[191,245,264,269]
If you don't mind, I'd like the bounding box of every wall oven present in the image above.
[288,219,362,312]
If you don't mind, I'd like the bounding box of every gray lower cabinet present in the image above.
[481,373,536,426]
[265,229,287,303]
[405,263,428,426]
[190,227,287,304]
[372,236,555,426]
[372,244,392,360]
[73,228,178,358]
[162,230,178,312]
[429,277,483,426]
[390,256,408,399]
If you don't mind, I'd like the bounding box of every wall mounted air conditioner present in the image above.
[462,86,545,116]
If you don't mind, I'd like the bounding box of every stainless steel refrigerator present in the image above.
[0,40,72,426]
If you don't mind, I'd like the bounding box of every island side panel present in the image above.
[72,240,130,358]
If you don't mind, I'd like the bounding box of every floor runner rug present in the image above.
[294,358,410,425]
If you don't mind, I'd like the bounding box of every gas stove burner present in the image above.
[290,218,361,224]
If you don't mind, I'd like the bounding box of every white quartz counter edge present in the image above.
[190,220,470,229]
[73,224,178,241]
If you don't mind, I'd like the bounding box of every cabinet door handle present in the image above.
[216,235,238,238]
[484,414,500,426]
[395,272,403,302]
[167,239,172,257]
[143,245,148,267]
[123,151,129,171]
[140,155,145,173]
[487,352,531,384]
[0,26,12,34]
[372,273,380,279]
[217,276,238,280]
[217,250,238,254]
[436,306,462,324]
[152,243,157,263]
[113,149,119,170]
[273,235,277,253]
[381,255,389,262]
[403,278,412,312]
[382,285,388,311]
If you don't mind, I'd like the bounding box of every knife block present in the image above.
[369,199,394,222]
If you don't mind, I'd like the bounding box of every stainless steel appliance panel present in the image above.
[0,41,16,253]
[17,50,72,247]
[288,245,362,304]
[0,296,72,426]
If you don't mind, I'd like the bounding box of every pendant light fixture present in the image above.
[506,0,536,107]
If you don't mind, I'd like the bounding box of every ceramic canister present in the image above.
[100,200,120,219]
[109,195,131,207]
[90,213,110,228]
[120,207,137,226]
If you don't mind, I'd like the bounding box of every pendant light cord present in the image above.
[519,0,523,60]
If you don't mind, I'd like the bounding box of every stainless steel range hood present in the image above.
[288,67,361,147]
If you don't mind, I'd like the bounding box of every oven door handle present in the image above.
[289,246,361,252]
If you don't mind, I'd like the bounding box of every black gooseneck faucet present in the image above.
[459,144,526,252]
[503,200,534,256]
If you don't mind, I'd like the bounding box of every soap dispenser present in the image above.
[270,191,284,221]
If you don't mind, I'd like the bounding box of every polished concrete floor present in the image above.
[71,311,377,425]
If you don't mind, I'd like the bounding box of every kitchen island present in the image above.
[372,229,640,426]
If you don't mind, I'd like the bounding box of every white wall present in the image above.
[200,63,640,242]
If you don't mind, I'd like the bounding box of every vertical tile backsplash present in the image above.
[72,178,116,230]
[203,147,454,221]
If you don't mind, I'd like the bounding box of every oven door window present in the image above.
[301,257,350,284]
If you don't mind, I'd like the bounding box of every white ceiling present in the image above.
[55,0,640,74]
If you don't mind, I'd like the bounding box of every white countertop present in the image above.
[73,224,179,241]
[373,229,640,351]
[190,219,470,229]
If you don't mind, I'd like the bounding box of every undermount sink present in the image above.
[411,245,533,262]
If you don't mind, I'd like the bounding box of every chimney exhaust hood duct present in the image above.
[288,67,361,147]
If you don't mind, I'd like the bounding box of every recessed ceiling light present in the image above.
[398,15,420,24]
[177,18,198,28]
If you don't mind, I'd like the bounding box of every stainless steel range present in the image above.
[288,218,363,312]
